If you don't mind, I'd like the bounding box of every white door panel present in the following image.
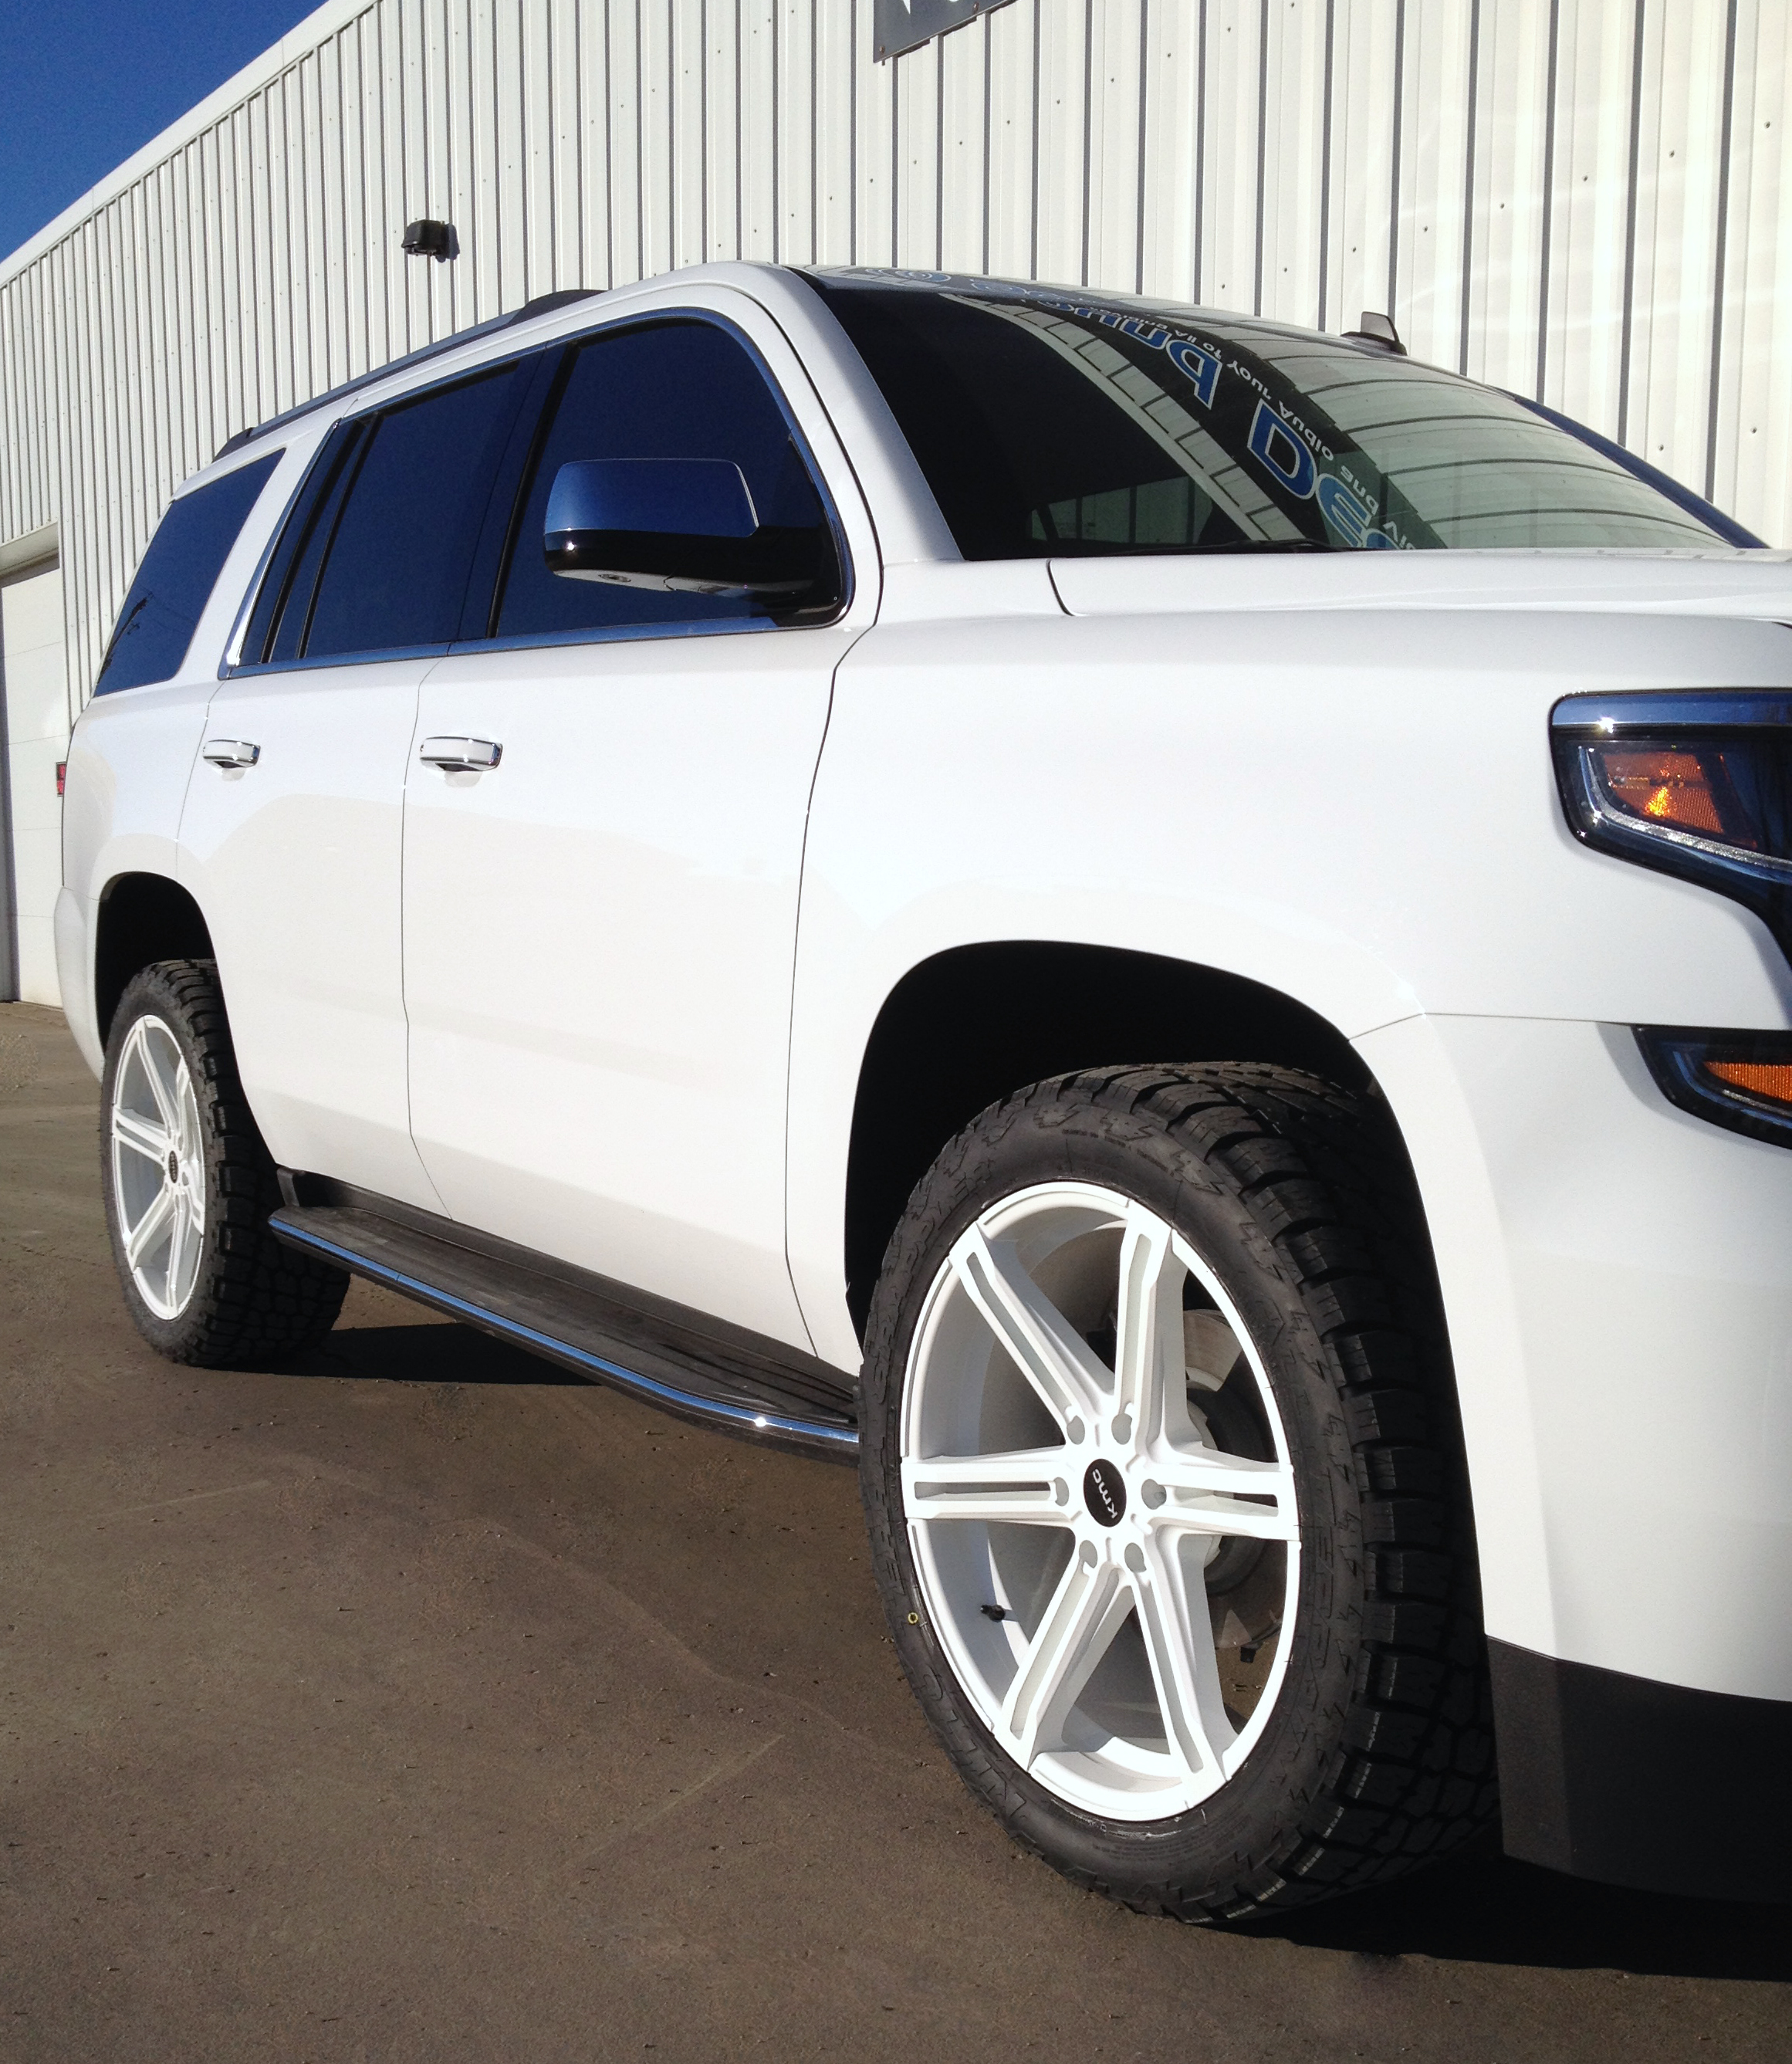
[179,661,442,1207]
[404,626,853,1347]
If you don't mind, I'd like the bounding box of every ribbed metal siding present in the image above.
[2,0,1789,715]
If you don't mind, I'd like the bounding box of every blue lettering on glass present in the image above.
[1247,401,1317,499]
[1165,338,1222,408]
[1315,472,1373,546]
[991,287,1415,546]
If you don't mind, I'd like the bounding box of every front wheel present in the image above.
[859,1064,1494,1921]
[101,959,348,1365]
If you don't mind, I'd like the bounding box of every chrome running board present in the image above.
[269,1178,858,1460]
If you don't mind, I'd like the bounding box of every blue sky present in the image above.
[1,2,316,262]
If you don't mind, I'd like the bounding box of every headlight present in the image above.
[1635,1028,1792,1149]
[1551,690,1792,956]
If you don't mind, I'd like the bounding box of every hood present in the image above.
[1048,548,1792,623]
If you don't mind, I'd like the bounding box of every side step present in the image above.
[268,1181,858,1461]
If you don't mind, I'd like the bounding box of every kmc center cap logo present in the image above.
[1083,1457,1127,1527]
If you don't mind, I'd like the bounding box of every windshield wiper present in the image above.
[1172,538,1344,553]
[1046,537,1346,558]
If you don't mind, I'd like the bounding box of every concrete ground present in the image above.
[2,1000,1788,2064]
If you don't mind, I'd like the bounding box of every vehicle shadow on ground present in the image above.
[245,1314,1792,1989]
[299,1319,597,1386]
[1246,1840,1792,1981]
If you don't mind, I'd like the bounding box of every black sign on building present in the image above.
[873,0,1019,63]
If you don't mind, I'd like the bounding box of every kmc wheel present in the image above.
[109,1004,209,1321]
[860,1064,1494,1920]
[101,960,348,1365]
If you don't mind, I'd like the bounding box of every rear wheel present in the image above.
[101,960,348,1365]
[859,1064,1494,1920]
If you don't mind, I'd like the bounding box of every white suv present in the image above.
[58,263,1792,1920]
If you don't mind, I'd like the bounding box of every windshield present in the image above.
[806,271,1746,558]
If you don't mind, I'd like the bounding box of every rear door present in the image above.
[402,303,873,1348]
[181,355,543,1206]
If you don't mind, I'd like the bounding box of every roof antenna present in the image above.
[1343,310,1406,356]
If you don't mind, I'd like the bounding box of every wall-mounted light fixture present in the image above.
[402,218,458,262]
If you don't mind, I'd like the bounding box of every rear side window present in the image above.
[242,358,536,666]
[305,366,529,657]
[249,425,367,665]
[95,453,281,693]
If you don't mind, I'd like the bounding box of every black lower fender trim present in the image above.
[1489,1638,1792,1902]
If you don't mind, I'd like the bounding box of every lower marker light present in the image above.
[1637,1027,1792,1150]
[1704,1059,1792,1106]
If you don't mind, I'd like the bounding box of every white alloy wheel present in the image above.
[109,1012,207,1321]
[100,961,348,1364]
[901,1179,1300,1821]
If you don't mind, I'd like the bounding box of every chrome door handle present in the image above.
[418,736,502,771]
[202,738,260,767]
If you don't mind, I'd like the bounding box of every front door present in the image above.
[402,310,864,1350]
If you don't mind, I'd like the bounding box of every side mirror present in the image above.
[543,458,821,597]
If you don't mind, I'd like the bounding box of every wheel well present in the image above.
[842,942,1379,1335]
[94,873,215,1045]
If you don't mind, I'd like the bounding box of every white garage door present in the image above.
[0,546,69,1007]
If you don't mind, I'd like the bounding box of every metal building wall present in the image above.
[2,0,1789,723]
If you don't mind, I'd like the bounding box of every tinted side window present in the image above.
[96,454,282,693]
[495,321,834,640]
[242,422,368,666]
[301,361,531,659]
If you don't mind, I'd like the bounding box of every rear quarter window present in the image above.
[95,453,282,694]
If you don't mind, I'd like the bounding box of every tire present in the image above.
[859,1064,1495,1922]
[100,959,349,1365]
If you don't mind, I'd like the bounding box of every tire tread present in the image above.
[103,960,347,1366]
[860,1060,1496,1924]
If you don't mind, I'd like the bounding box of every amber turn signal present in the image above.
[1638,1028,1792,1150]
[1703,1058,1792,1106]
[1553,693,1792,963]
[1593,747,1737,841]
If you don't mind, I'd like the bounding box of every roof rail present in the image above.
[213,287,602,460]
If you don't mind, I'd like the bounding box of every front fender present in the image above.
[787,601,1792,1365]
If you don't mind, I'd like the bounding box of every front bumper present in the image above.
[1359,1010,1792,1899]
